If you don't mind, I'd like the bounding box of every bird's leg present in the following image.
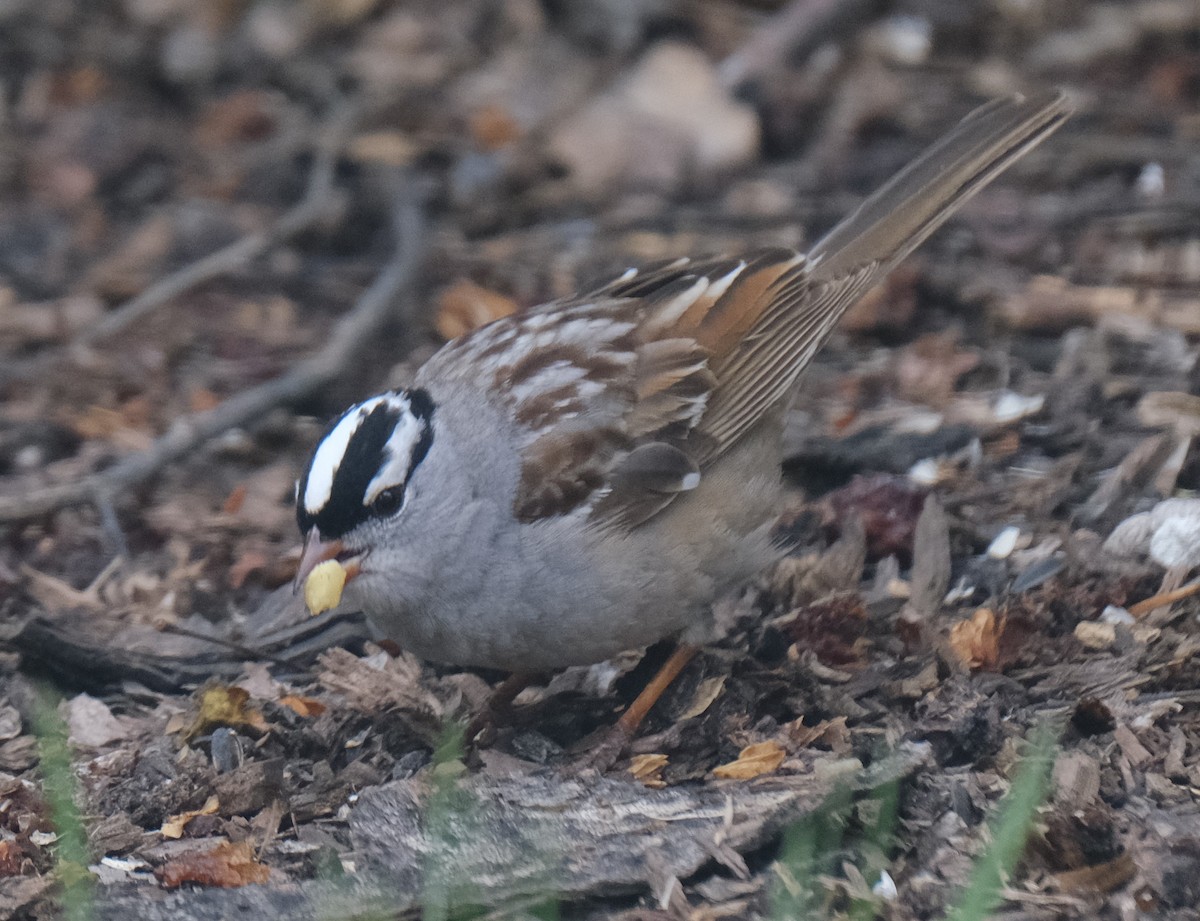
[467,671,536,746]
[575,643,700,772]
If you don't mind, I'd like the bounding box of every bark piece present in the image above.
[349,745,930,903]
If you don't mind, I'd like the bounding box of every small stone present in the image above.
[1074,621,1116,650]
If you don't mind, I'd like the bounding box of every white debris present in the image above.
[873,869,899,900]
[908,458,941,485]
[1105,497,1200,570]
[993,391,1045,423]
[1135,162,1165,199]
[1100,605,1135,625]
[944,576,976,605]
[987,526,1021,560]
[1149,512,1200,569]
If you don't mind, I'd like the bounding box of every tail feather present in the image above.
[809,91,1072,282]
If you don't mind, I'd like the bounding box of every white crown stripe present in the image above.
[363,408,426,507]
[304,396,386,513]
[303,392,415,514]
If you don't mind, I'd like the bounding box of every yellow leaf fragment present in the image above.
[304,559,347,616]
[713,740,786,780]
[161,795,220,839]
[183,686,271,740]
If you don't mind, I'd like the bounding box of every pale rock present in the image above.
[1074,620,1116,651]
[1105,497,1200,570]
[64,693,128,748]
[549,42,759,198]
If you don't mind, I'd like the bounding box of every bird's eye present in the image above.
[370,486,405,517]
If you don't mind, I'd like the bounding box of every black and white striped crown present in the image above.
[296,389,435,538]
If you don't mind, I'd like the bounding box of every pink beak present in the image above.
[292,528,359,594]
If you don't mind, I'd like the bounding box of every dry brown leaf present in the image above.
[629,753,669,788]
[713,741,786,780]
[435,279,518,340]
[220,483,247,515]
[277,695,327,718]
[160,795,220,839]
[948,608,1004,671]
[156,839,270,889]
[677,676,726,721]
[1053,852,1136,894]
[784,716,851,753]
[183,686,271,741]
[227,548,269,590]
[469,103,522,150]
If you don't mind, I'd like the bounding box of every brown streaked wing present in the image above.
[450,91,1071,527]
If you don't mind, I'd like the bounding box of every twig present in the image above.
[717,0,875,90]
[0,193,426,523]
[0,103,356,389]
[77,107,353,347]
[1128,576,1200,618]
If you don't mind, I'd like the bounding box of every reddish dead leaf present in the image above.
[948,608,1004,671]
[227,548,268,589]
[0,840,25,877]
[841,263,919,333]
[277,695,327,718]
[190,387,221,414]
[780,595,867,666]
[221,484,248,516]
[183,686,270,741]
[470,103,522,150]
[161,795,220,840]
[824,474,928,563]
[156,840,270,889]
[713,740,787,780]
[435,279,518,340]
[893,330,980,405]
[195,90,278,148]
[48,66,109,106]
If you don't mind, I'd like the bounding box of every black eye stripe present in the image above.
[296,389,435,539]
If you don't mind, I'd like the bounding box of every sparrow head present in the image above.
[293,388,435,592]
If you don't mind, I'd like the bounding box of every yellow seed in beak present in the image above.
[304,559,347,615]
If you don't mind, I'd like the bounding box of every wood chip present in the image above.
[1113,725,1152,768]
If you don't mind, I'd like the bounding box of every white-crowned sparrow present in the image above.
[294,93,1069,680]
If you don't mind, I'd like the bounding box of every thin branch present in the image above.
[717,0,876,90]
[78,107,354,347]
[0,193,426,523]
[0,104,356,389]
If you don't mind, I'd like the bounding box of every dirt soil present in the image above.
[1,1,1200,919]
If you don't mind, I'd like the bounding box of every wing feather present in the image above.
[431,93,1069,528]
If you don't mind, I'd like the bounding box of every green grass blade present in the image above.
[943,723,1059,921]
[30,683,95,921]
